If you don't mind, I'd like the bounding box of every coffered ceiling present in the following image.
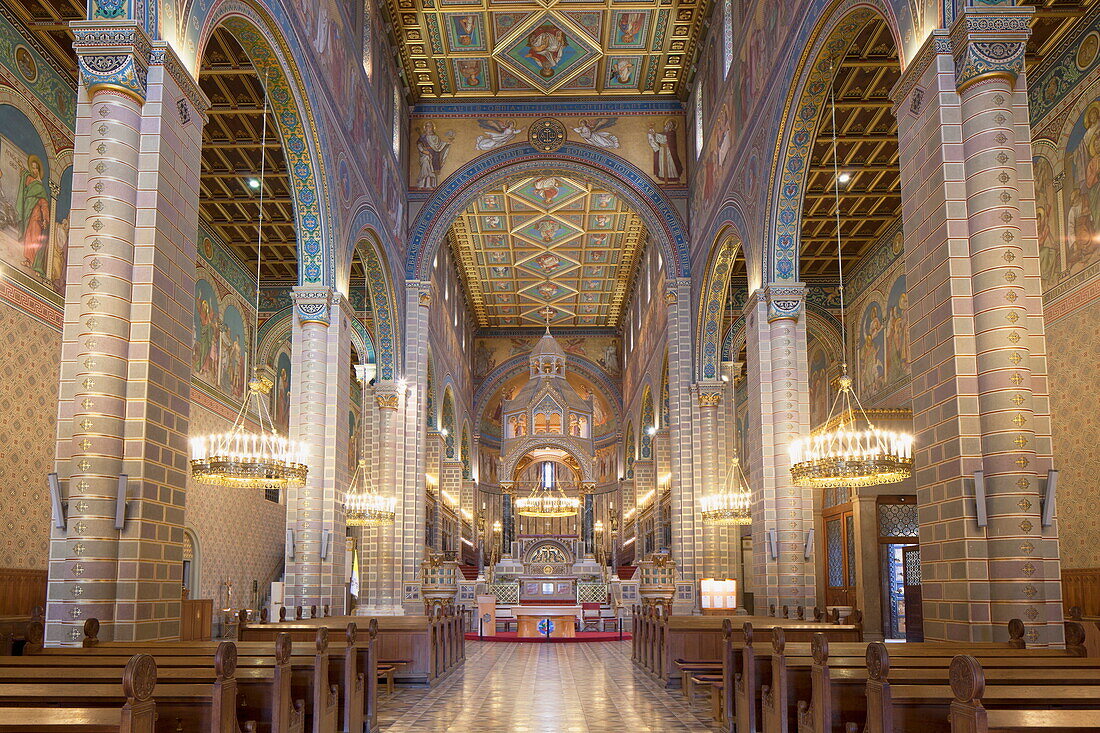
[380,0,711,99]
[448,174,646,328]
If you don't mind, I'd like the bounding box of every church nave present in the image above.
[378,641,720,733]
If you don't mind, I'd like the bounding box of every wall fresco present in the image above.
[410,104,687,191]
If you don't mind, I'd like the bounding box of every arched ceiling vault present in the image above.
[448,171,647,329]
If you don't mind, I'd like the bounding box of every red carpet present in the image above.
[466,631,631,643]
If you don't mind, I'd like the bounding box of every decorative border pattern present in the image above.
[406,142,690,280]
[768,5,879,282]
[696,233,740,380]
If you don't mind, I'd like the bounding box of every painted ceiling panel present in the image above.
[449,174,646,328]
[381,0,710,98]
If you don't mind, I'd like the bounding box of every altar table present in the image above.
[513,605,582,638]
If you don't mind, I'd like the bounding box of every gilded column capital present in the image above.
[694,381,724,408]
[72,21,152,103]
[292,287,335,326]
[373,382,402,410]
[764,283,806,322]
[949,4,1033,93]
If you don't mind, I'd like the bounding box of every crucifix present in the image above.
[539,305,555,326]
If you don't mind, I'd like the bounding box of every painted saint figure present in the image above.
[532,176,561,204]
[416,122,452,189]
[18,155,50,279]
[647,120,683,183]
[525,25,568,78]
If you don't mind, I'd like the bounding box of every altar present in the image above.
[514,605,582,638]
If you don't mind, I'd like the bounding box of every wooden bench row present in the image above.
[676,617,1100,733]
[238,604,465,686]
[630,604,864,687]
[4,618,392,733]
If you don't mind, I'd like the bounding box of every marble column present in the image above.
[46,24,207,644]
[283,289,352,614]
[891,5,1062,644]
[367,382,402,613]
[743,285,816,612]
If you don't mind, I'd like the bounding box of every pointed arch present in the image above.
[425,352,436,429]
[624,422,636,477]
[696,224,744,381]
[441,386,457,459]
[197,0,334,285]
[461,423,472,480]
[764,0,903,282]
[639,386,655,459]
[349,213,400,382]
[405,143,690,281]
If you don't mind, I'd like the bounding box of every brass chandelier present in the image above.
[789,78,913,489]
[345,459,396,526]
[344,260,395,526]
[515,463,580,518]
[190,72,308,491]
[700,455,752,525]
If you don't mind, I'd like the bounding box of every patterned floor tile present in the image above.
[378,640,722,732]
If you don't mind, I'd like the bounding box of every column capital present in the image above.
[949,4,1033,93]
[292,286,336,325]
[373,382,402,410]
[72,20,153,103]
[763,283,806,322]
[694,381,724,408]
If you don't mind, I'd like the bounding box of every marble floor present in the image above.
[377,640,722,732]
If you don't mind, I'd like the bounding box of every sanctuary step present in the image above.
[616,566,637,580]
[458,565,479,581]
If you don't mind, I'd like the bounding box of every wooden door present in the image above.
[824,509,856,606]
[902,545,924,642]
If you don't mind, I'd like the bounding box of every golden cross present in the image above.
[540,305,555,325]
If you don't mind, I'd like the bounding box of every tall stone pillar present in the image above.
[284,289,352,613]
[744,285,815,612]
[695,382,735,580]
[367,382,402,613]
[892,6,1062,645]
[46,25,207,644]
[398,282,431,612]
[665,278,699,596]
[440,461,461,551]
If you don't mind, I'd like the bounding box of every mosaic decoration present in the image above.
[348,207,400,383]
[447,174,646,328]
[768,6,877,282]
[222,17,329,285]
[378,0,710,98]
[528,117,567,152]
[695,234,739,381]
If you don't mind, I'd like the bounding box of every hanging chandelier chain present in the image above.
[828,64,849,374]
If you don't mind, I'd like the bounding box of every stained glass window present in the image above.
[826,518,843,587]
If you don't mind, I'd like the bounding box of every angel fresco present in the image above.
[475,120,521,151]
[573,118,620,149]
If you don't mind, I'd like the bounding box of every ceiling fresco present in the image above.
[380,0,712,99]
[448,173,646,328]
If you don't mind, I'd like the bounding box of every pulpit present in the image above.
[513,605,582,638]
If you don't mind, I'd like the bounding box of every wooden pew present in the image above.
[240,615,441,685]
[782,620,1090,733]
[30,626,324,733]
[863,625,1100,733]
[70,626,339,733]
[0,644,242,732]
[0,653,156,733]
[948,654,1100,733]
[653,613,863,688]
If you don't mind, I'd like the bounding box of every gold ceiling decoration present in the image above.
[448,174,646,328]
[379,0,712,99]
